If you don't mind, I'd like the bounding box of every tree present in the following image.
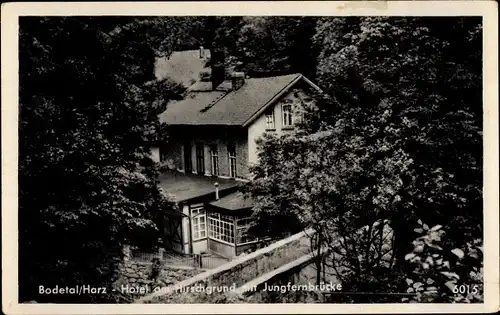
[18,17,186,303]
[314,16,482,262]
[247,17,483,302]
[207,17,319,78]
[247,128,402,300]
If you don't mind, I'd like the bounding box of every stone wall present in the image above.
[112,247,202,300]
[134,224,379,304]
[136,228,315,303]
[232,224,385,303]
[234,246,340,303]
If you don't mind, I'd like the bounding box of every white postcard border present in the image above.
[2,1,498,314]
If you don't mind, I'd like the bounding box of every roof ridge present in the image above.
[245,73,301,80]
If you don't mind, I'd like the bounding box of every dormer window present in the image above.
[265,110,275,130]
[282,103,293,128]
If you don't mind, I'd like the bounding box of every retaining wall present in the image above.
[112,247,202,300]
[136,228,315,303]
[235,246,340,303]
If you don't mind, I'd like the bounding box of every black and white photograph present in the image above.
[2,1,498,314]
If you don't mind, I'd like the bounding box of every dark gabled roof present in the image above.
[158,171,241,203]
[155,49,210,87]
[159,73,302,126]
[209,191,255,211]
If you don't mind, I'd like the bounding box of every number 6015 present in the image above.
[453,285,479,294]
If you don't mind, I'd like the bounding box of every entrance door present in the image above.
[163,212,184,253]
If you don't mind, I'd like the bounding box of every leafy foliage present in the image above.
[18,15,483,304]
[313,16,483,260]
[232,17,319,77]
[202,17,319,78]
[19,17,185,302]
[247,17,483,303]
[404,222,483,303]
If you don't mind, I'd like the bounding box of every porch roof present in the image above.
[209,191,255,211]
[158,171,241,203]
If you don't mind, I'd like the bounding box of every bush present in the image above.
[404,221,483,303]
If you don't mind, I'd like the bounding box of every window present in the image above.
[183,142,192,173]
[265,110,275,130]
[282,103,293,127]
[191,206,206,240]
[208,213,234,244]
[210,144,219,176]
[196,143,205,174]
[228,143,237,178]
[236,217,257,244]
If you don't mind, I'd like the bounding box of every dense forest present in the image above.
[19,16,482,303]
[247,17,483,303]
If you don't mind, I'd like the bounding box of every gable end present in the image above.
[241,74,322,127]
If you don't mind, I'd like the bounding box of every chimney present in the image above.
[199,46,204,59]
[231,72,245,91]
[214,182,219,200]
[211,49,225,90]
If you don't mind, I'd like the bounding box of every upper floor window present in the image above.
[183,142,192,173]
[265,110,275,130]
[210,144,219,176]
[191,206,206,240]
[282,103,293,128]
[196,143,205,174]
[228,143,237,178]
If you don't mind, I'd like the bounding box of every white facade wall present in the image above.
[150,146,160,163]
[192,239,208,254]
[247,88,314,167]
[181,205,190,253]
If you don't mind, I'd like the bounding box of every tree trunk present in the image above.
[316,228,322,285]
[391,214,414,271]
